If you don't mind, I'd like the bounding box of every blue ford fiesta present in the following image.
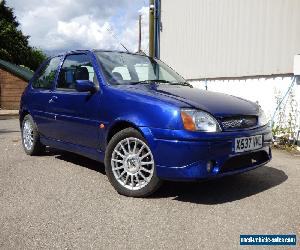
[20,50,272,197]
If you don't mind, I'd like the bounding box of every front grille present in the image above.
[221,151,269,173]
[221,116,257,130]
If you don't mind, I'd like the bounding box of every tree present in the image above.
[0,0,18,26]
[0,0,46,71]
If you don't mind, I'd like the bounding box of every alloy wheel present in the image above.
[23,120,34,151]
[111,137,155,190]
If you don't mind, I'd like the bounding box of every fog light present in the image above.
[206,160,214,172]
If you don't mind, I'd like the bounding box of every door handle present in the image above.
[49,96,58,103]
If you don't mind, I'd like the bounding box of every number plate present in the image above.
[234,135,263,153]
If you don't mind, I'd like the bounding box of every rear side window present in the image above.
[57,54,96,90]
[32,56,62,89]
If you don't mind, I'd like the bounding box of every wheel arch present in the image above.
[19,109,30,128]
[106,120,145,145]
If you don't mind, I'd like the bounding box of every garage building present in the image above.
[0,59,33,110]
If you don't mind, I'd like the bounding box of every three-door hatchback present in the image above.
[20,50,272,197]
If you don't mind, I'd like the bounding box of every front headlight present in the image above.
[181,109,221,132]
[258,108,269,126]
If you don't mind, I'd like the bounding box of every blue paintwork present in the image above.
[20,50,272,181]
[75,80,96,92]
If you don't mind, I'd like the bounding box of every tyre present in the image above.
[21,114,45,155]
[105,128,162,197]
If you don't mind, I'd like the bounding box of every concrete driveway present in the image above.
[0,118,299,249]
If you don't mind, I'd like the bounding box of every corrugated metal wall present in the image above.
[160,0,300,79]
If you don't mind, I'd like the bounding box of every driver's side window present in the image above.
[57,54,96,90]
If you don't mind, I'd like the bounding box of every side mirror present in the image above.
[75,80,96,92]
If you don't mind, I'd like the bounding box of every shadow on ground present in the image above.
[0,129,20,134]
[152,166,287,204]
[49,148,106,175]
[44,148,287,204]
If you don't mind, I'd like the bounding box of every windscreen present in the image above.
[95,51,186,85]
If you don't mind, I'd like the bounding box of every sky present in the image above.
[6,0,149,55]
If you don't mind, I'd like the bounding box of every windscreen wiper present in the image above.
[129,80,193,88]
[129,79,171,85]
[168,82,193,88]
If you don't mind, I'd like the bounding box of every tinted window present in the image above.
[32,57,61,89]
[57,54,96,90]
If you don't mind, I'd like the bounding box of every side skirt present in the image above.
[40,137,105,163]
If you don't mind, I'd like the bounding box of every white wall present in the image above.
[189,77,300,130]
[160,0,300,79]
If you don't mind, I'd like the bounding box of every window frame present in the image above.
[31,56,62,90]
[55,52,99,92]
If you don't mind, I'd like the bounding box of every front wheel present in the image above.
[105,128,162,197]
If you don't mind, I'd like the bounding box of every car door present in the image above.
[28,56,62,139]
[49,53,101,149]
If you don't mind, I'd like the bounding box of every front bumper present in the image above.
[140,125,272,181]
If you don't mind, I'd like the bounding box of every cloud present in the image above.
[6,0,149,55]
[45,16,117,51]
[117,6,149,53]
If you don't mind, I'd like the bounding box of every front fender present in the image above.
[101,87,183,129]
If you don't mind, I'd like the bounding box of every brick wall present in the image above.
[0,68,28,110]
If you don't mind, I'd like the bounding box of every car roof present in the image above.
[48,50,150,63]
[54,49,148,57]
[92,49,146,56]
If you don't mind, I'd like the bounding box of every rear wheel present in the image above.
[21,114,45,155]
[105,128,162,197]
